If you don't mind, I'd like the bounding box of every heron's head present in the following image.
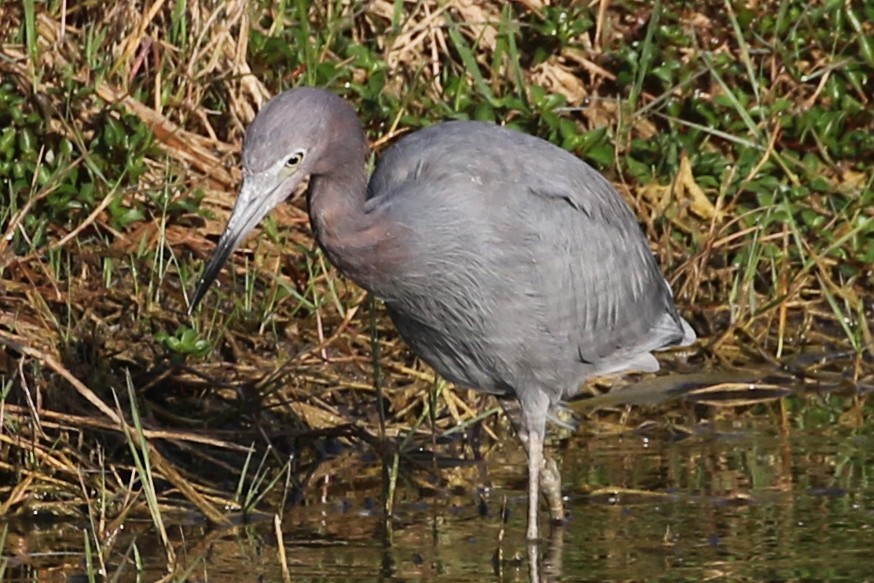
[188,87,363,312]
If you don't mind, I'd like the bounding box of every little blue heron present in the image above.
[189,87,696,541]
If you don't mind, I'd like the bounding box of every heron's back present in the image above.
[365,121,694,402]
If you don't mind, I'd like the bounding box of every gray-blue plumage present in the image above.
[369,121,692,392]
[189,87,696,542]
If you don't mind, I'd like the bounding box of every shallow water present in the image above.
[4,407,874,582]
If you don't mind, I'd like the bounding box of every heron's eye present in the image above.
[286,150,305,168]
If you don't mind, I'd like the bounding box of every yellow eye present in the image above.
[286,150,305,168]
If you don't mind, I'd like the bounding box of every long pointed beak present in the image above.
[188,176,284,314]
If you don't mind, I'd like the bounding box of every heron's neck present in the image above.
[307,166,402,292]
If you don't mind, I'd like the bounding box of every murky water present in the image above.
[4,403,874,582]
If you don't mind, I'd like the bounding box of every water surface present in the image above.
[4,404,873,582]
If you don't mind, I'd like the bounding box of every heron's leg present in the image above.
[525,426,544,541]
[498,395,563,541]
[540,456,565,523]
[498,398,565,522]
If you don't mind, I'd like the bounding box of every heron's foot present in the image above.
[540,456,566,524]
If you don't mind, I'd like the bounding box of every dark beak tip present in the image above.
[187,233,238,318]
[187,280,209,315]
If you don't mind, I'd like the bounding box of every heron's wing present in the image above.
[529,176,687,361]
[367,121,692,396]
